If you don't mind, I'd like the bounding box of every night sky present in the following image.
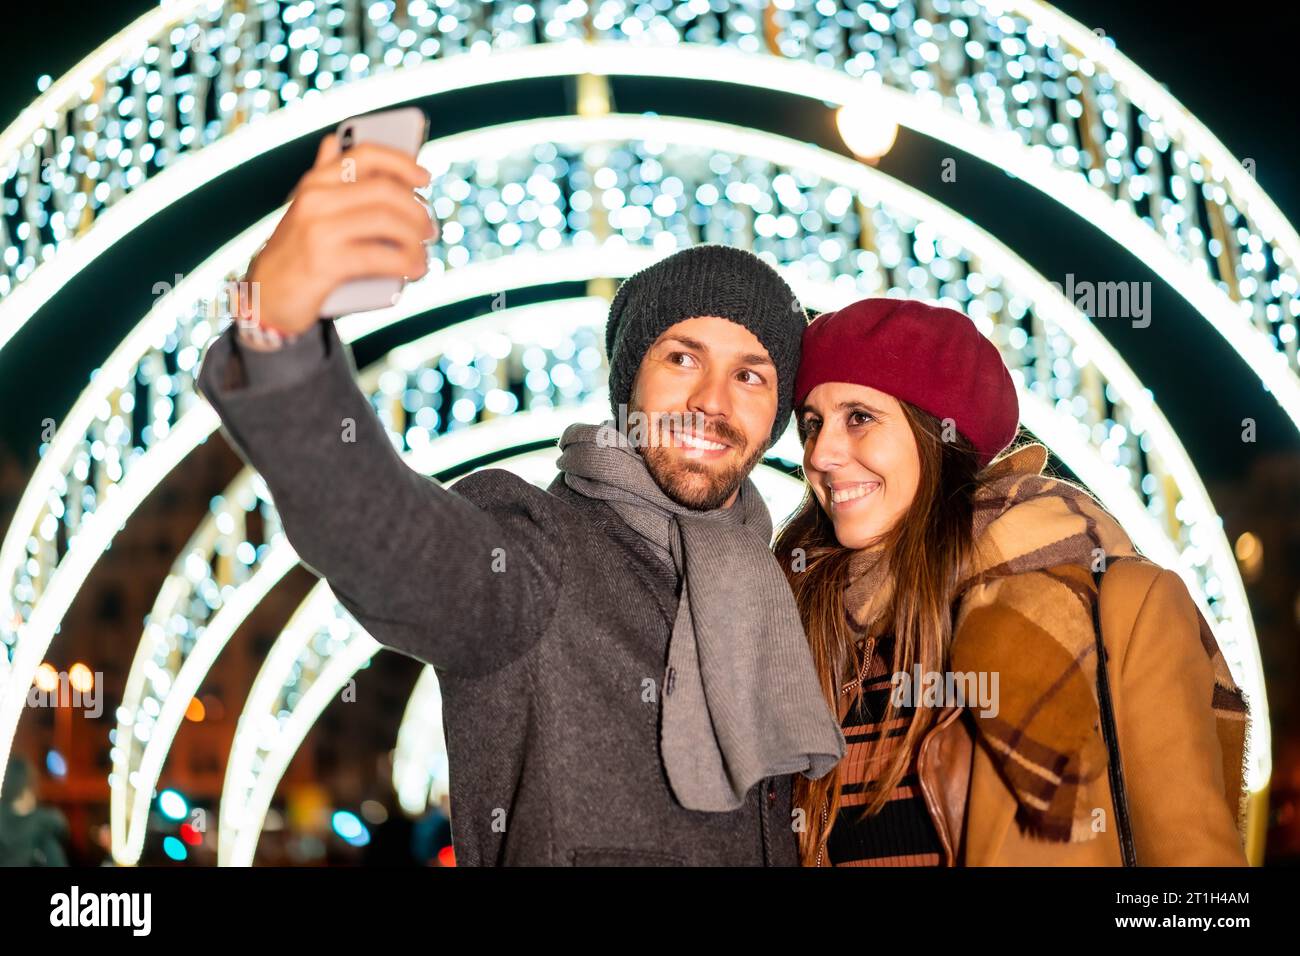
[1,0,1297,485]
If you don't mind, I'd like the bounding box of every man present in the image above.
[195,134,843,865]
[0,756,69,866]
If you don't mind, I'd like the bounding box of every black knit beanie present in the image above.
[604,244,806,447]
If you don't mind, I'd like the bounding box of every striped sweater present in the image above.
[826,635,942,866]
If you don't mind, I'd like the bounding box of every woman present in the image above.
[774,297,1250,866]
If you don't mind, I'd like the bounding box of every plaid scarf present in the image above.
[843,443,1249,842]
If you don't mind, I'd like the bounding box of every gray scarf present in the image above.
[556,420,845,812]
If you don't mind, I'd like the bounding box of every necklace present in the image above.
[815,634,878,867]
[839,634,878,696]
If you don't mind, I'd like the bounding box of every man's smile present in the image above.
[662,421,735,459]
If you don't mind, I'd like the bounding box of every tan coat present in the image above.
[914,558,1249,866]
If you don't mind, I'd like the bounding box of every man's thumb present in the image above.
[314,132,341,167]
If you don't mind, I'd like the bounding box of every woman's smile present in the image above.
[828,480,881,511]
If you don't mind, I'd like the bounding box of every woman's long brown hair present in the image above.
[773,401,992,865]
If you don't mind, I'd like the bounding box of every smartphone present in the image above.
[318,107,431,318]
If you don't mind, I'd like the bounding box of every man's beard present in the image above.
[634,411,769,511]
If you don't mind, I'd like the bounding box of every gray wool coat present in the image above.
[195,318,799,866]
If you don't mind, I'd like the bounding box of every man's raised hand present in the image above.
[244,133,436,335]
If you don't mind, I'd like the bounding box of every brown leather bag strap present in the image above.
[1092,558,1137,866]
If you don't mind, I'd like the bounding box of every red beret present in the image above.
[793,297,1019,467]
